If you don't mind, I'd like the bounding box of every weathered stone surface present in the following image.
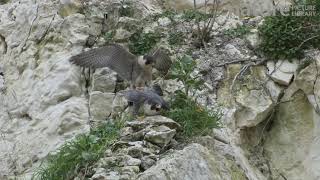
[218,64,279,128]
[137,143,247,180]
[0,0,98,176]
[224,44,244,58]
[112,92,129,116]
[145,125,176,147]
[114,28,132,41]
[91,169,120,180]
[234,89,274,127]
[263,51,320,180]
[267,60,298,86]
[92,67,117,93]
[130,116,181,130]
[158,17,171,27]
[0,75,4,91]
[245,29,260,49]
[140,156,157,170]
[90,91,115,121]
[264,90,319,180]
[58,0,83,17]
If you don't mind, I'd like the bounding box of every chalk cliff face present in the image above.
[0,0,319,180]
[0,0,91,176]
[0,0,160,177]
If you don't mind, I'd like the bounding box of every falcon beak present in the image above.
[155,104,161,111]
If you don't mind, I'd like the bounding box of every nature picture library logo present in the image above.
[277,3,319,16]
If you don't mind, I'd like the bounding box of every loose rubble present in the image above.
[89,116,181,180]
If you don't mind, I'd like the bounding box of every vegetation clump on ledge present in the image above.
[33,120,124,180]
[258,0,320,60]
[164,55,221,137]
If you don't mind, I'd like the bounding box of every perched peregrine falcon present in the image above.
[69,43,172,89]
[120,87,169,115]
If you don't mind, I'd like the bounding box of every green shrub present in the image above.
[165,55,221,137]
[224,25,251,38]
[168,55,204,96]
[164,91,221,137]
[33,120,125,180]
[128,30,162,55]
[258,0,320,60]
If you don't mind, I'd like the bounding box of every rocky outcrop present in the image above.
[90,116,181,180]
[267,60,298,86]
[138,143,246,180]
[217,64,282,129]
[90,116,249,180]
[216,50,320,180]
[263,51,320,180]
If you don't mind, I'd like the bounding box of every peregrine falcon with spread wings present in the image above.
[69,43,172,89]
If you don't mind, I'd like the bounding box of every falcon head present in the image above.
[142,55,155,66]
[151,103,169,112]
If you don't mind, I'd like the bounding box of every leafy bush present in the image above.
[224,25,251,38]
[164,91,221,137]
[128,30,162,55]
[168,55,204,96]
[165,55,221,137]
[258,0,320,59]
[33,120,125,180]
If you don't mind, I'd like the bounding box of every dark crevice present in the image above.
[56,94,72,104]
[0,34,7,54]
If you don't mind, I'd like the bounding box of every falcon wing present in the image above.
[151,48,172,75]
[122,90,148,104]
[69,44,139,81]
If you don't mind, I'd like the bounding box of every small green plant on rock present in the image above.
[128,29,162,55]
[224,25,251,38]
